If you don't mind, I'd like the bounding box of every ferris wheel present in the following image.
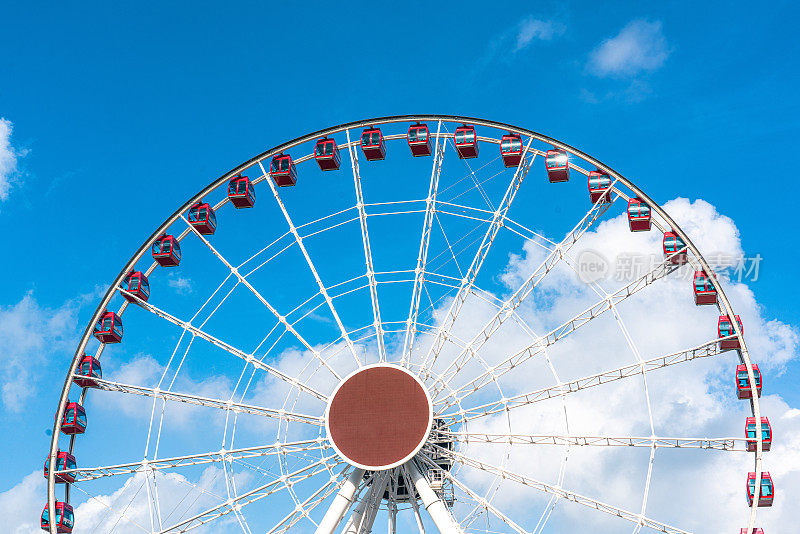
[44,116,770,534]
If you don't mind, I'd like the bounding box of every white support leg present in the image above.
[406,461,461,534]
[343,472,389,534]
[315,468,366,534]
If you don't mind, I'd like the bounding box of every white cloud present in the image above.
[588,19,670,78]
[0,466,247,534]
[446,196,799,532]
[0,292,81,411]
[4,197,797,532]
[0,118,23,202]
[70,468,242,534]
[168,274,193,294]
[515,18,566,51]
[473,16,566,76]
[0,470,46,533]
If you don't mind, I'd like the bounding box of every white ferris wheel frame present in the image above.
[45,115,765,534]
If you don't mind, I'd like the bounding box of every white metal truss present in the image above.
[406,460,462,534]
[417,138,535,374]
[402,120,445,365]
[442,336,733,423]
[181,215,342,380]
[342,471,389,534]
[434,251,683,410]
[434,431,753,451]
[426,182,619,399]
[436,446,691,534]
[120,288,327,401]
[259,159,363,368]
[418,455,527,534]
[266,469,347,534]
[49,117,764,534]
[346,128,387,361]
[59,439,326,481]
[86,376,323,426]
[157,455,341,533]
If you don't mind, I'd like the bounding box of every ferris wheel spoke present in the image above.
[403,120,445,365]
[439,335,730,421]
[423,217,488,276]
[414,452,513,534]
[85,376,324,426]
[156,454,340,533]
[434,430,752,451]
[435,446,690,534]
[119,288,327,401]
[346,129,387,362]
[340,470,390,534]
[444,133,496,212]
[181,216,342,381]
[433,250,682,409]
[434,212,468,278]
[418,138,535,375]
[68,478,152,533]
[448,474,527,534]
[428,182,619,399]
[62,439,326,481]
[265,472,344,534]
[259,160,362,368]
[404,460,462,534]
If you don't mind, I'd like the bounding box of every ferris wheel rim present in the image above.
[46,114,762,534]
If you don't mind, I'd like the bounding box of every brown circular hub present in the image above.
[326,364,432,470]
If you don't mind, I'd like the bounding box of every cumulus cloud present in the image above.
[3,197,796,532]
[70,468,240,534]
[0,292,82,411]
[446,197,798,532]
[473,15,566,76]
[167,274,193,294]
[515,17,566,51]
[588,19,670,78]
[0,470,46,533]
[0,118,24,202]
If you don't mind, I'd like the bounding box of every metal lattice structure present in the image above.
[45,116,766,534]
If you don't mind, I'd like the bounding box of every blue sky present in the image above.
[1,1,799,532]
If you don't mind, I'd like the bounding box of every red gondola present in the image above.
[120,271,149,302]
[740,529,765,534]
[93,311,123,344]
[188,201,217,235]
[59,402,87,435]
[719,314,743,349]
[746,472,774,507]
[662,231,687,264]
[361,127,386,161]
[736,364,762,399]
[693,270,717,305]
[407,123,431,157]
[500,133,523,167]
[746,417,772,452]
[41,502,74,533]
[228,175,256,208]
[545,149,569,183]
[588,170,612,203]
[454,125,479,159]
[44,451,77,484]
[152,234,181,267]
[74,354,102,388]
[315,137,341,170]
[271,154,297,187]
[627,198,651,232]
